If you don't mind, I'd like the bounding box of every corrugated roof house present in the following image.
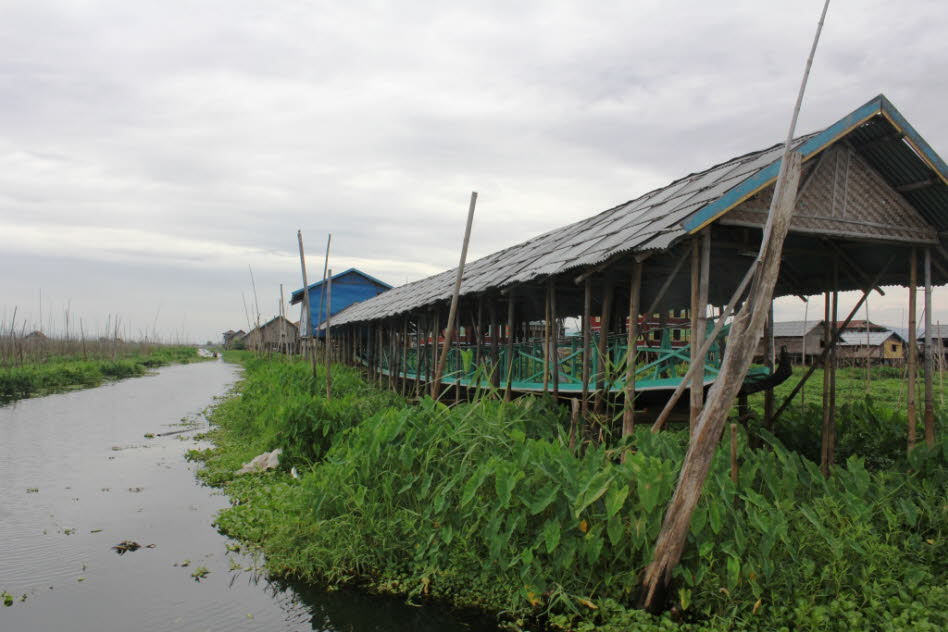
[290,268,391,338]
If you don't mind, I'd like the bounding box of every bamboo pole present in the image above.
[401,316,409,397]
[414,314,423,397]
[924,248,935,447]
[622,261,643,439]
[325,270,333,399]
[432,192,478,398]
[908,248,918,451]
[829,259,838,465]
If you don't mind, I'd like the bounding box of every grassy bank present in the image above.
[194,353,947,631]
[0,346,206,403]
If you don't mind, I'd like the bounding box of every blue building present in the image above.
[290,268,391,337]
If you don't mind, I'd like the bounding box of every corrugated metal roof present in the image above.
[917,324,948,340]
[771,320,823,338]
[332,95,946,326]
[838,331,901,347]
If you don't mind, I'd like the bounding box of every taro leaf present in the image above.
[523,483,559,515]
[459,465,490,508]
[604,484,629,519]
[542,519,561,554]
[709,499,723,534]
[572,470,614,518]
[690,503,707,536]
[495,468,523,508]
[726,555,741,591]
[638,477,660,513]
[606,515,624,547]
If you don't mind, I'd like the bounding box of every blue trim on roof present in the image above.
[290,267,392,304]
[878,95,948,183]
[683,95,886,233]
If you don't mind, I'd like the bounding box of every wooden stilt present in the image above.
[829,259,839,466]
[581,279,592,415]
[730,423,739,485]
[924,248,935,447]
[414,314,423,397]
[820,288,832,476]
[489,299,499,389]
[908,248,918,451]
[504,293,515,401]
[543,282,551,394]
[569,398,580,451]
[550,279,560,399]
[622,261,643,439]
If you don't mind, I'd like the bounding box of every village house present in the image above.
[290,268,391,338]
[244,316,298,353]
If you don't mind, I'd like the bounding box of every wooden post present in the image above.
[829,259,838,465]
[401,317,409,396]
[550,279,560,399]
[690,232,710,431]
[431,309,440,396]
[622,261,643,438]
[432,191,478,398]
[820,288,832,476]
[763,302,775,430]
[543,282,551,394]
[908,248,918,451]
[924,248,935,447]
[489,299,499,389]
[414,314,423,397]
[504,293,515,401]
[325,270,333,399]
[581,279,592,415]
[569,398,580,451]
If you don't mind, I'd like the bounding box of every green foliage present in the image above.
[199,356,948,631]
[0,346,203,403]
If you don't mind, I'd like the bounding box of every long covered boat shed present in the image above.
[327,94,946,444]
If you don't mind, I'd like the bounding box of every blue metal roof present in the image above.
[289,267,392,305]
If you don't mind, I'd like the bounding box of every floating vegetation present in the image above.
[190,566,210,581]
[26,487,38,493]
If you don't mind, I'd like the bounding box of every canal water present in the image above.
[0,360,495,631]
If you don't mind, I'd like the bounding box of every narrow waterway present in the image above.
[0,360,495,631]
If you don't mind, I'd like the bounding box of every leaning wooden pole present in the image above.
[297,230,318,379]
[432,192,478,399]
[642,2,828,603]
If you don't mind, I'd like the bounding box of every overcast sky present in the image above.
[1,0,945,343]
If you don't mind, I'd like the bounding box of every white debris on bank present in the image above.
[235,448,282,475]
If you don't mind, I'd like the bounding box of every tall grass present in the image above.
[195,354,947,631]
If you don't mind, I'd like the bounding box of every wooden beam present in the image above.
[642,248,690,318]
[550,279,560,398]
[504,292,515,402]
[822,239,885,296]
[897,177,938,193]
